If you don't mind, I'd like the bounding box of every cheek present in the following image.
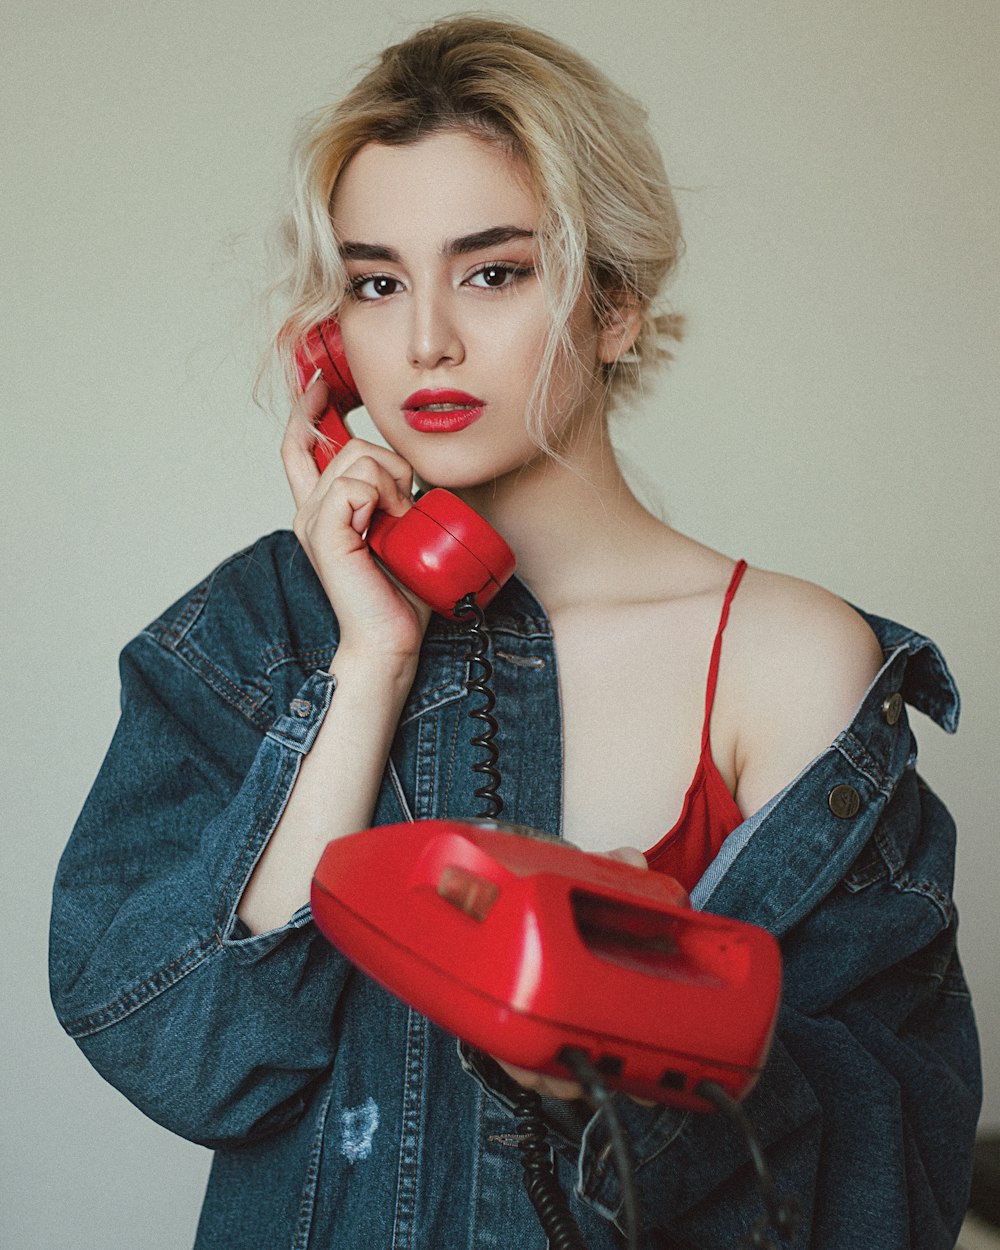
[337,316,396,400]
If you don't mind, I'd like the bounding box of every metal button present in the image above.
[828,784,861,819]
[290,698,312,718]
[882,692,903,726]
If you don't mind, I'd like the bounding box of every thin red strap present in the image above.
[700,560,748,752]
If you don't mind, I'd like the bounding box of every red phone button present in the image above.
[437,865,500,921]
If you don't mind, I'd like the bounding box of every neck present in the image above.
[457,420,669,613]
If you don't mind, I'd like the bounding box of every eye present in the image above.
[466,262,533,290]
[349,273,404,301]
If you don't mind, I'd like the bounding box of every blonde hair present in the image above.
[275,14,683,446]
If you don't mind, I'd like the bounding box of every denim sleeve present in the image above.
[563,931,979,1249]
[49,633,352,1149]
[461,781,981,1248]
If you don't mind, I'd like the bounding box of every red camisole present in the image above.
[643,560,747,891]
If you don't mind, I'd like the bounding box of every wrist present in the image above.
[328,641,421,691]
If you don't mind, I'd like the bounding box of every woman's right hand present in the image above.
[281,373,432,663]
[241,377,430,934]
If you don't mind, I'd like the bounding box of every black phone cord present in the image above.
[562,1048,641,1250]
[454,594,504,818]
[511,1051,641,1250]
[513,1086,590,1250]
[695,1081,799,1248]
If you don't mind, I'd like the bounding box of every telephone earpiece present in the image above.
[292,320,516,619]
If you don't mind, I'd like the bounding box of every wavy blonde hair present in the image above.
[274,13,683,447]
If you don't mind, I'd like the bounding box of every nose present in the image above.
[407,287,464,371]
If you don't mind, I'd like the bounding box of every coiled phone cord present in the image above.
[454,594,504,818]
[510,1050,640,1250]
[513,1086,590,1250]
[454,594,598,1244]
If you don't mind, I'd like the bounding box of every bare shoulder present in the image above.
[719,566,885,816]
[731,567,883,685]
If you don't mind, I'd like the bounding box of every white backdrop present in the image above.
[3,2,997,1246]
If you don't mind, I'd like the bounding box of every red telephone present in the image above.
[293,322,516,619]
[311,819,782,1112]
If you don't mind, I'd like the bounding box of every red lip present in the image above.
[402,389,486,433]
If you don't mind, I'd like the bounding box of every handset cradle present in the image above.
[294,322,516,619]
[311,818,783,1113]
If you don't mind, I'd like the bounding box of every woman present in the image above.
[50,16,980,1248]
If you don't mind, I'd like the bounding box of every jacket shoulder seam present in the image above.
[137,628,275,730]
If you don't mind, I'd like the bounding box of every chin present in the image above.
[419,472,496,494]
[412,445,549,493]
[407,455,508,493]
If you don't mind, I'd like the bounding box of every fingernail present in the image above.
[306,367,324,389]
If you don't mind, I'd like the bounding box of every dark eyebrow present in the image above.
[444,226,535,257]
[339,241,400,263]
[339,226,535,264]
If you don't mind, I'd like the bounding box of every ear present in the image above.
[596,297,643,365]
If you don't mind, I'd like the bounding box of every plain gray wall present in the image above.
[3,2,997,1246]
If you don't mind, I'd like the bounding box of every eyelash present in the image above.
[347,261,535,302]
[348,273,401,301]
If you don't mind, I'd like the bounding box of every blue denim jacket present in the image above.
[50,531,981,1249]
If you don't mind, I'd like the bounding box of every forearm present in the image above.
[237,645,418,934]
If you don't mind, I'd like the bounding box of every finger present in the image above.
[500,1058,654,1108]
[603,846,648,870]
[321,439,415,505]
[328,455,412,517]
[497,1060,584,1102]
[294,476,379,567]
[282,372,329,508]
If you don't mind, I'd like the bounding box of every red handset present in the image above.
[311,819,782,1112]
[294,322,516,619]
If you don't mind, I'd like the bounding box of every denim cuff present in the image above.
[221,902,314,961]
[210,669,338,965]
